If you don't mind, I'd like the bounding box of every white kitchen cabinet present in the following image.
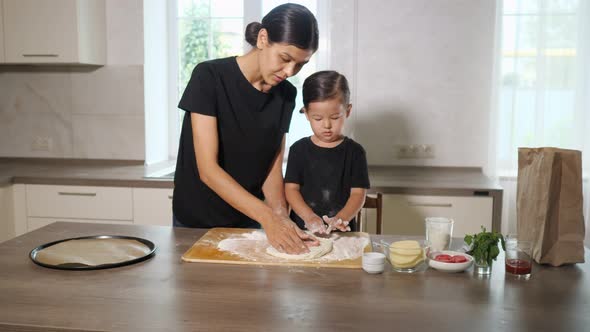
[133,188,174,226]
[0,185,14,243]
[26,184,133,221]
[2,0,105,65]
[3,184,176,239]
[24,184,133,233]
[0,184,27,241]
[12,184,26,237]
[375,194,493,238]
[0,1,5,62]
[27,217,132,232]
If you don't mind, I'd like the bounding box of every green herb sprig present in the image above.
[464,226,506,267]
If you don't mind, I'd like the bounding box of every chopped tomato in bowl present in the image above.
[433,254,452,262]
[429,251,473,273]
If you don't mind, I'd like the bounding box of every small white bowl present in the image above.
[362,262,385,274]
[362,261,385,269]
[363,252,386,265]
[428,251,474,273]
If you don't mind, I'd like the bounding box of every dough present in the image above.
[266,237,333,260]
[35,238,152,266]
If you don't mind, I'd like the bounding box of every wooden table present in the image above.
[0,222,588,331]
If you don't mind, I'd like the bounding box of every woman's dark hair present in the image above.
[245,3,319,51]
[302,71,350,110]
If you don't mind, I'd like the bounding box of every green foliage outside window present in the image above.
[179,2,234,94]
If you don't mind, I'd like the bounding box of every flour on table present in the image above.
[217,231,369,262]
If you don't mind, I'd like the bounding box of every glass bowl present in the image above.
[378,239,430,273]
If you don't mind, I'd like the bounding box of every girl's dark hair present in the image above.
[302,71,350,110]
[245,3,318,51]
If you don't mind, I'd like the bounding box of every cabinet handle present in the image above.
[58,192,97,197]
[168,195,173,199]
[407,202,453,208]
[22,54,59,57]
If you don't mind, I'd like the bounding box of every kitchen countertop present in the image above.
[0,158,501,192]
[0,158,174,188]
[368,165,502,193]
[0,158,504,231]
[0,222,588,331]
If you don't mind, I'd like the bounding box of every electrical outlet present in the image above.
[417,144,435,158]
[394,144,411,159]
[394,144,435,159]
[32,136,52,152]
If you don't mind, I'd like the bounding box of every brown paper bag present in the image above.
[517,147,585,266]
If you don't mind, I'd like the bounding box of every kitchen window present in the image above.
[166,0,329,160]
[491,0,590,174]
[491,0,590,240]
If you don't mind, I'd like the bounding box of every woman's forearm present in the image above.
[192,113,274,226]
[200,163,275,226]
[262,138,289,218]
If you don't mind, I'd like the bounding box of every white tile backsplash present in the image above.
[0,111,73,158]
[0,66,144,160]
[71,65,144,116]
[0,68,74,157]
[72,114,145,160]
[0,69,72,116]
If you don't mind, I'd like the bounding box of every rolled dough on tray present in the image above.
[34,238,151,266]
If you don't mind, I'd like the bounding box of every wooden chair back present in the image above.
[357,193,383,234]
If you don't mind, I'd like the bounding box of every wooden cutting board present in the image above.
[181,228,372,269]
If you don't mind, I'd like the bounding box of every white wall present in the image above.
[331,0,496,167]
[0,0,145,160]
[328,0,357,138]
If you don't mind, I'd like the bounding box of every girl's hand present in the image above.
[264,215,319,254]
[322,215,351,232]
[304,214,328,235]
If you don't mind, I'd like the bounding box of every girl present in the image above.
[285,71,370,234]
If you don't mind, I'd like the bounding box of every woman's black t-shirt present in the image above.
[173,57,296,228]
[284,137,370,231]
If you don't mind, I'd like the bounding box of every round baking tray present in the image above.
[29,235,157,270]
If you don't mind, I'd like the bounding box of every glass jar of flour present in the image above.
[425,217,454,252]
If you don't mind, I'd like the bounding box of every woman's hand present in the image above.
[322,215,351,232]
[264,215,319,254]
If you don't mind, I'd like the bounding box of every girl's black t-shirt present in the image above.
[173,57,296,228]
[284,137,370,231]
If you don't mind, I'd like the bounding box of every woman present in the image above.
[173,3,319,254]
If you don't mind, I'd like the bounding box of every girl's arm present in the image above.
[285,182,327,234]
[325,188,367,231]
[192,113,315,254]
